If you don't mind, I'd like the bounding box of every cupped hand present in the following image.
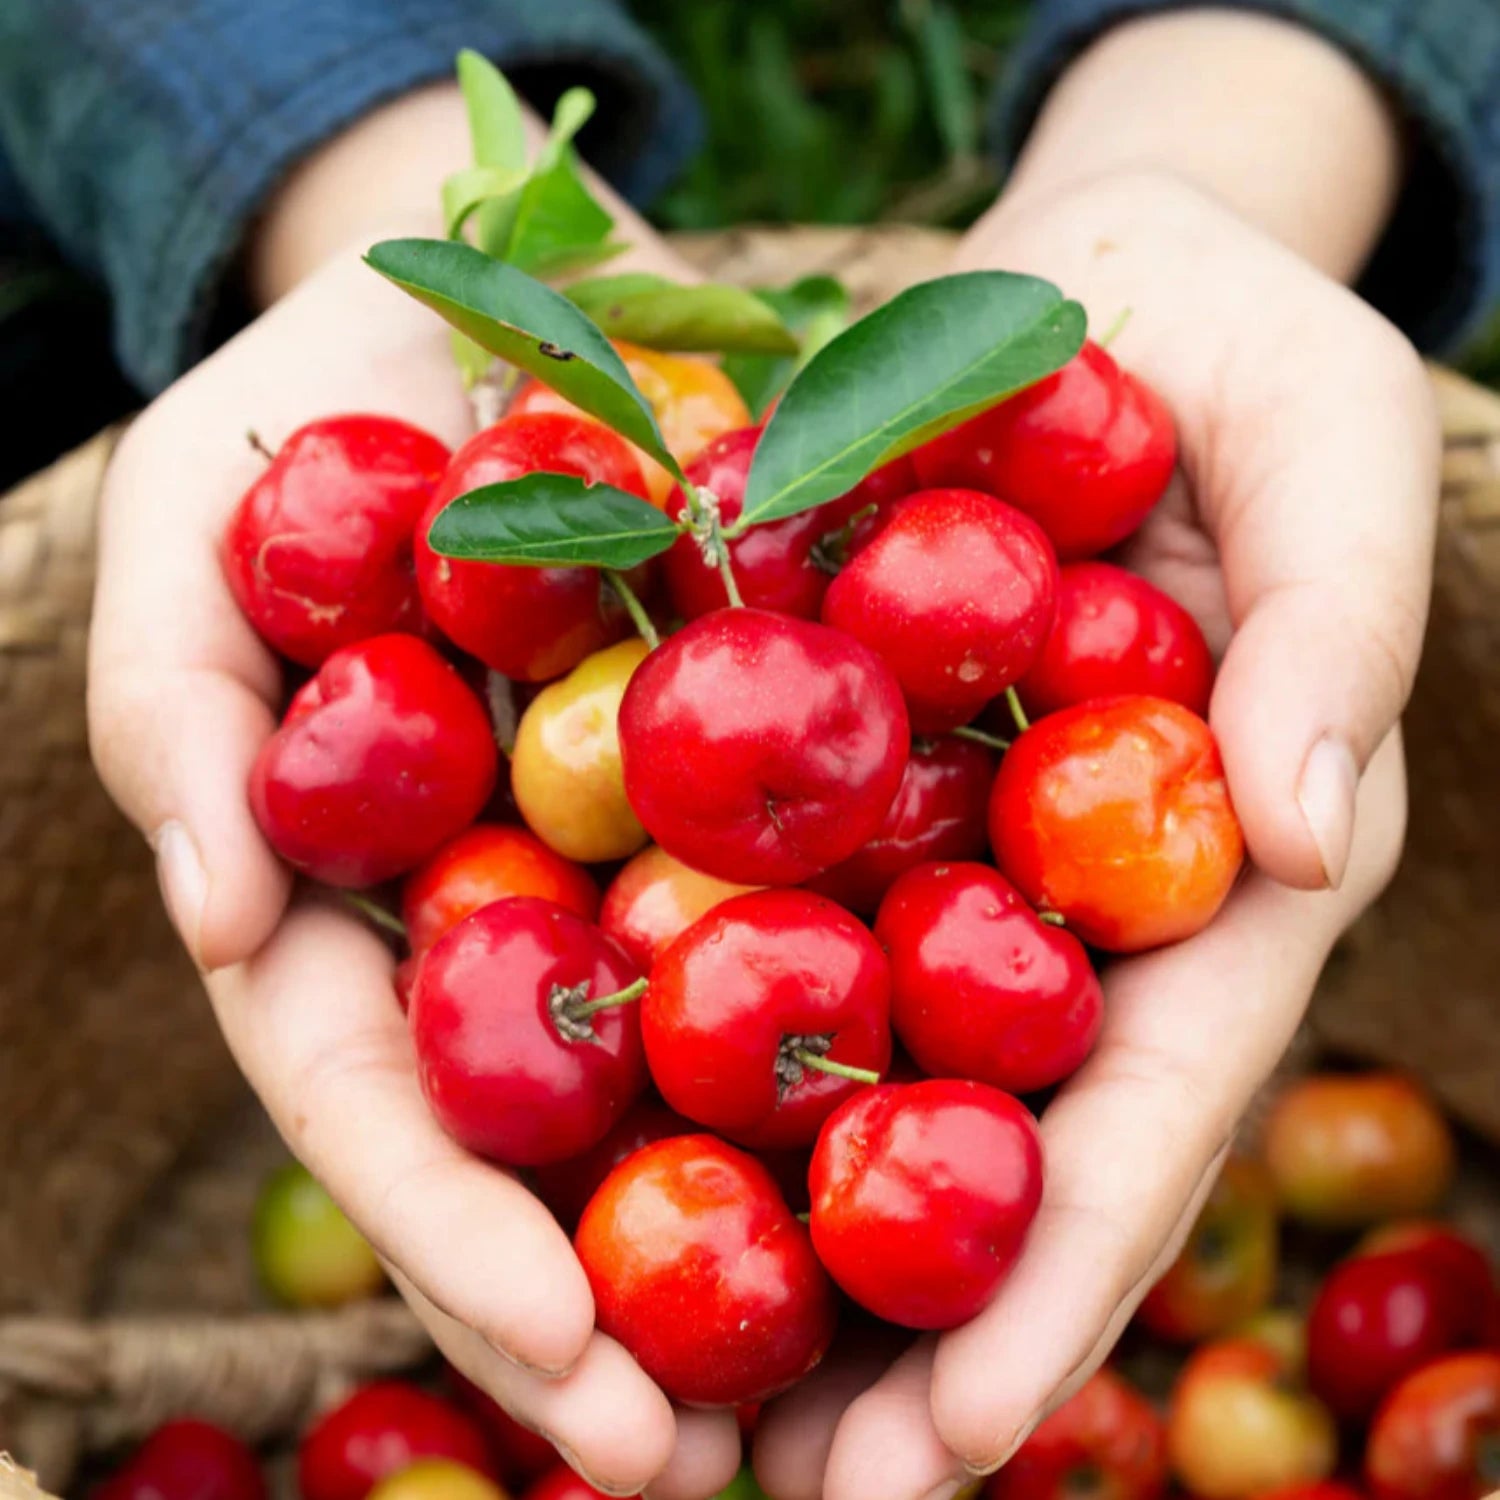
[87,233,744,1499]
[752,169,1439,1500]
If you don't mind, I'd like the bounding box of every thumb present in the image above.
[1207,342,1439,890]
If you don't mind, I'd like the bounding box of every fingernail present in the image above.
[963,1417,1037,1479]
[1296,736,1358,890]
[545,1438,640,1498]
[152,821,207,964]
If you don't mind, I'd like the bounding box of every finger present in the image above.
[754,1325,914,1500]
[208,896,595,1375]
[1203,319,1438,891]
[392,1267,676,1497]
[643,1410,743,1500]
[927,735,1406,1475]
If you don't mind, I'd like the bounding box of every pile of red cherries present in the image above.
[228,332,1244,1409]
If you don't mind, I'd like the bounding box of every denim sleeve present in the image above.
[0,0,701,394]
[990,0,1500,353]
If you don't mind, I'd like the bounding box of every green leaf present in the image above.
[429,474,681,568]
[565,274,799,354]
[538,88,596,168]
[722,274,852,417]
[456,50,527,170]
[450,329,494,389]
[506,151,621,278]
[910,1,980,161]
[740,271,1085,527]
[441,163,527,240]
[367,238,681,476]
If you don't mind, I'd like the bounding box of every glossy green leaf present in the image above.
[366,239,680,476]
[565,274,799,354]
[441,163,527,240]
[740,271,1085,527]
[722,274,851,417]
[456,50,527,171]
[429,473,681,568]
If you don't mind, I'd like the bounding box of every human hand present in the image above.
[752,167,1438,1500]
[87,85,744,1500]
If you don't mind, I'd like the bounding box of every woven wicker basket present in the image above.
[2,226,1499,1494]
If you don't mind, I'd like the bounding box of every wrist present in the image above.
[994,9,1402,282]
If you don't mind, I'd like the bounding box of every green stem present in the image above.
[952,724,1011,753]
[1005,686,1031,735]
[246,429,275,462]
[343,891,407,940]
[793,1049,880,1086]
[569,976,648,1019]
[1038,911,1066,928]
[604,569,660,649]
[684,483,745,606]
[1097,307,1133,350]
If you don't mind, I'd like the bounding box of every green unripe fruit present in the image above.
[253,1162,384,1307]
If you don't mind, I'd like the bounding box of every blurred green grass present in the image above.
[633,0,1030,230]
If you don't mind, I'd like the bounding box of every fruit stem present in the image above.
[682,483,746,606]
[792,1048,881,1086]
[952,725,1011,752]
[1038,910,1066,928]
[246,429,275,462]
[604,569,660,649]
[569,976,649,1018]
[1098,307,1134,350]
[1004,686,1031,735]
[342,891,407,940]
[809,502,879,575]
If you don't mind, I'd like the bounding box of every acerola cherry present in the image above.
[807,735,993,915]
[409,897,646,1167]
[1308,1248,1479,1422]
[95,1419,265,1500]
[1359,1223,1495,1317]
[1258,1488,1367,1500]
[512,341,750,506]
[250,634,497,887]
[252,1162,383,1308]
[618,608,910,885]
[985,1369,1168,1500]
[531,1095,693,1231]
[912,341,1176,561]
[875,861,1102,1094]
[366,1462,504,1500]
[415,412,648,682]
[222,415,449,668]
[576,1135,836,1405]
[600,845,757,972]
[990,695,1243,952]
[643,889,892,1150]
[821,488,1057,732]
[1020,562,1214,719]
[298,1382,493,1500]
[402,824,600,956]
[809,1079,1043,1329]
[1137,1156,1278,1343]
[521,1467,611,1500]
[1365,1353,1500,1500]
[510,638,650,863]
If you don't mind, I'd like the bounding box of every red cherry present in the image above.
[1258,1487,1368,1500]
[809,1079,1043,1329]
[618,608,910,885]
[415,413,649,682]
[1020,562,1214,718]
[1359,1223,1496,1322]
[443,1368,559,1488]
[402,824,600,955]
[298,1382,493,1500]
[222,416,450,668]
[1365,1352,1500,1500]
[985,1368,1168,1500]
[95,1419,265,1500]
[1309,1249,1479,1422]
[409,897,647,1167]
[875,861,1102,1094]
[531,1095,694,1231]
[575,1135,837,1405]
[599,845,757,972]
[250,635,498,887]
[806,735,993,914]
[821,488,1057,733]
[989,695,1243,952]
[520,1467,611,1500]
[643,889,892,1150]
[912,341,1176,561]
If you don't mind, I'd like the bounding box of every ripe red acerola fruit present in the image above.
[875,861,1102,1094]
[990,695,1243,952]
[618,608,910,885]
[415,413,649,682]
[806,735,993,915]
[409,897,647,1167]
[520,1467,612,1500]
[821,488,1057,733]
[222,415,450,668]
[1365,1353,1500,1500]
[1020,562,1214,718]
[298,1382,493,1500]
[912,341,1176,561]
[643,889,892,1149]
[249,634,498,887]
[96,1419,266,1500]
[809,1079,1043,1329]
[599,845,757,971]
[575,1135,838,1405]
